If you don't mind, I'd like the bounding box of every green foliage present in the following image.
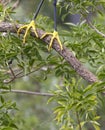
[58,0,105,16]
[0,3,14,22]
[0,0,105,130]
[49,79,104,130]
[0,95,17,130]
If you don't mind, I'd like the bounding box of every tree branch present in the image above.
[0,22,98,83]
[86,18,105,38]
[11,0,20,11]
[0,89,53,96]
[0,0,20,10]
[4,66,45,84]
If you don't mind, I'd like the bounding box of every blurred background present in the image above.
[1,0,105,130]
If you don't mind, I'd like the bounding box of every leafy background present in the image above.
[0,0,105,130]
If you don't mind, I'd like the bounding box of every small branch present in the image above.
[1,0,20,10]
[8,64,16,78]
[0,0,11,6]
[86,18,105,38]
[3,66,46,84]
[0,22,98,83]
[11,0,20,10]
[0,89,54,97]
[76,112,82,130]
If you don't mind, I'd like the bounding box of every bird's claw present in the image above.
[41,30,63,51]
[17,20,38,43]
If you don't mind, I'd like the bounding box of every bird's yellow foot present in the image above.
[41,30,63,51]
[17,20,38,43]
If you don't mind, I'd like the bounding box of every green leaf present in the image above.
[93,124,100,130]
[76,121,86,130]
[1,127,15,130]
[0,96,4,103]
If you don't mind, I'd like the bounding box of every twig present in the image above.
[1,0,20,10]
[76,112,82,130]
[12,0,20,10]
[3,66,47,84]
[0,0,11,6]
[86,18,105,38]
[0,22,98,83]
[8,64,16,78]
[0,89,54,97]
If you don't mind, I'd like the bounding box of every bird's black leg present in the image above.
[41,0,63,50]
[33,0,44,20]
[53,0,57,31]
[17,0,45,43]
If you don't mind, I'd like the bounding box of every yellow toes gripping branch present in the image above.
[17,20,63,51]
[41,30,63,51]
[17,0,63,51]
[17,20,38,43]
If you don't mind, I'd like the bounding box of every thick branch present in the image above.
[0,22,98,83]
